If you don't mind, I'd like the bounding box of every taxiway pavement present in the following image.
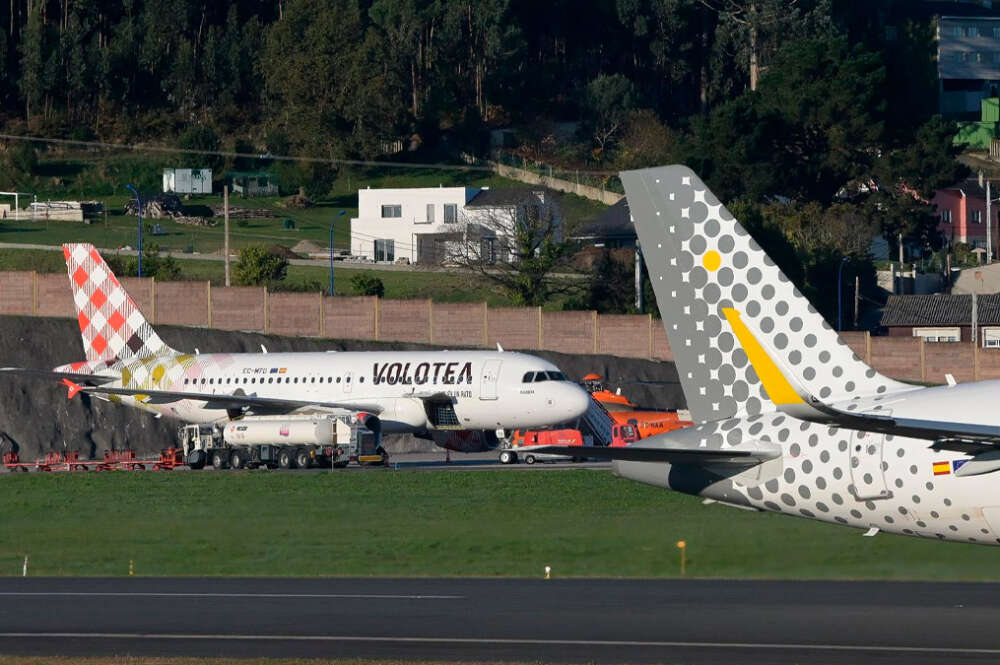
[1,577,998,664]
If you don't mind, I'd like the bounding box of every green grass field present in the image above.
[0,248,522,304]
[2,469,999,580]
[3,158,607,256]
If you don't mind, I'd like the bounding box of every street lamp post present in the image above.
[837,257,849,332]
[330,210,345,296]
[126,184,143,277]
[330,222,342,296]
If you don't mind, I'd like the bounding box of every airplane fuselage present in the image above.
[617,381,1000,545]
[62,350,590,434]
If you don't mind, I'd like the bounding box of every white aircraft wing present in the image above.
[0,367,117,385]
[76,384,385,415]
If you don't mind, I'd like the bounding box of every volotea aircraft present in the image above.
[1,243,591,455]
[540,165,1000,546]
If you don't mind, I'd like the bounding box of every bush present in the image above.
[350,273,385,297]
[234,244,289,286]
[101,244,182,280]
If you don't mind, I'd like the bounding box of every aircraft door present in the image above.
[849,427,891,501]
[479,360,501,400]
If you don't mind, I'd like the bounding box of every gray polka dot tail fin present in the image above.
[620,165,911,424]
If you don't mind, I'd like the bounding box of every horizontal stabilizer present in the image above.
[0,367,117,385]
[532,444,778,466]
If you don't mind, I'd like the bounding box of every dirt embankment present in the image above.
[0,315,684,459]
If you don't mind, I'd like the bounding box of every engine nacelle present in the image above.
[224,418,334,446]
[430,429,500,453]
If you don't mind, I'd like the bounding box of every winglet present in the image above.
[61,378,83,400]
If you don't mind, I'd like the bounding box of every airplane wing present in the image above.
[75,384,385,415]
[0,367,384,415]
[531,444,779,466]
[794,401,1000,447]
[0,367,117,385]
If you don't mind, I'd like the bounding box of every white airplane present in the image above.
[1,243,590,456]
[542,165,1000,546]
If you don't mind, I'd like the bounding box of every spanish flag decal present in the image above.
[932,461,951,476]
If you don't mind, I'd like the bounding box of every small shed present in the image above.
[163,168,212,194]
[228,171,279,198]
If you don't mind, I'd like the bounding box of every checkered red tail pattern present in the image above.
[63,243,171,363]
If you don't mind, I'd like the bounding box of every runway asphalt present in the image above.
[2,577,1000,664]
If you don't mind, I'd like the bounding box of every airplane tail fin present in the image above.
[63,243,175,363]
[620,165,910,423]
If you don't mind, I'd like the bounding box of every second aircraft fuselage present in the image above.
[616,381,1000,545]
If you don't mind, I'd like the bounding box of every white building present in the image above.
[350,186,559,264]
[163,168,212,194]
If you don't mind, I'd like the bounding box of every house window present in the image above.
[444,203,458,223]
[941,209,953,223]
[913,327,960,343]
[984,328,1000,348]
[381,205,402,218]
[973,210,983,224]
[374,239,395,262]
[480,237,498,264]
[426,204,435,223]
[966,26,980,38]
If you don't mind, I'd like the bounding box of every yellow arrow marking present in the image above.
[721,308,804,406]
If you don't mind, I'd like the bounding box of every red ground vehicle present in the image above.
[500,422,641,464]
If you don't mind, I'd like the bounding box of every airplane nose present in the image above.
[566,384,591,419]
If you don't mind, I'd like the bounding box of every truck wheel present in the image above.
[229,448,246,470]
[499,450,516,464]
[524,454,536,465]
[277,448,294,469]
[187,450,206,470]
[294,447,310,469]
[211,450,229,470]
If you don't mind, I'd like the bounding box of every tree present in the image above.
[581,73,639,160]
[234,245,289,286]
[449,193,574,306]
[178,124,223,172]
[566,250,635,313]
[350,273,385,297]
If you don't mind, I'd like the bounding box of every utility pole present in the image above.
[224,185,231,287]
[854,275,860,329]
[634,245,644,313]
[980,170,994,264]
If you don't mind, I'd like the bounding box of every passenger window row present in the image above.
[183,375,360,386]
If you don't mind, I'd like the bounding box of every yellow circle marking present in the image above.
[702,250,721,272]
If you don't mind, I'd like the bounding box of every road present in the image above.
[1,577,999,664]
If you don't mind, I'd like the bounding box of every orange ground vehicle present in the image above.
[582,373,693,439]
[581,373,637,411]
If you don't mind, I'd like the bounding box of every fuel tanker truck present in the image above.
[178,412,385,470]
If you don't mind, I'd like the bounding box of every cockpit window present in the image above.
[533,372,548,382]
[522,372,534,383]
[546,371,566,381]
